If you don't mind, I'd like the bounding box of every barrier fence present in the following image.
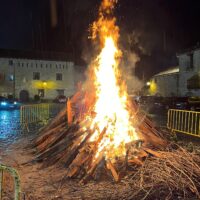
[20,103,50,124]
[20,103,65,132]
[0,164,21,200]
[167,109,200,137]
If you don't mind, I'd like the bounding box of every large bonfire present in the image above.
[33,0,166,182]
[31,1,200,198]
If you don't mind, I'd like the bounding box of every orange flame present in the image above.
[86,0,139,160]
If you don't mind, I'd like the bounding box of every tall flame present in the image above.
[87,0,139,160]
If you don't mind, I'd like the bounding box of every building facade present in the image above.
[0,55,75,100]
[148,67,179,97]
[148,47,200,97]
[178,48,200,96]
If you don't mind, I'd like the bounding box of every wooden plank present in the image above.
[128,157,143,166]
[143,147,162,158]
[106,160,119,182]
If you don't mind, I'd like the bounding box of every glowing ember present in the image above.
[86,0,139,160]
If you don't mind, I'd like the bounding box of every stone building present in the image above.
[0,49,75,100]
[148,46,200,97]
[178,47,200,96]
[148,67,179,97]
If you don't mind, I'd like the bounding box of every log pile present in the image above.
[31,92,168,184]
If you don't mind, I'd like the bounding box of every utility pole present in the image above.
[13,62,16,98]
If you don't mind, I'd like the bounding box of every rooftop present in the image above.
[154,66,179,77]
[177,44,200,56]
[0,48,73,62]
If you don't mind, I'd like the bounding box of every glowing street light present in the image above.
[146,81,150,86]
[42,81,47,88]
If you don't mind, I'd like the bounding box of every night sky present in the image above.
[0,0,200,79]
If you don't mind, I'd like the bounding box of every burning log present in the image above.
[30,101,168,183]
[106,160,119,182]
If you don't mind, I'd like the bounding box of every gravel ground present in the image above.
[0,135,130,200]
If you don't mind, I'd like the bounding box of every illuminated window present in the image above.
[38,89,44,97]
[33,72,40,80]
[9,75,14,81]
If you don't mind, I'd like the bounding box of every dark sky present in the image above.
[0,0,200,79]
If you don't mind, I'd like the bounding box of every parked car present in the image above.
[0,96,21,110]
[163,96,200,111]
[188,97,200,111]
[53,95,67,103]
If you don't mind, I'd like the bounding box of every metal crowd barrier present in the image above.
[0,164,21,200]
[20,103,50,124]
[167,109,200,137]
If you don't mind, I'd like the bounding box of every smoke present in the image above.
[120,50,144,95]
[119,31,145,95]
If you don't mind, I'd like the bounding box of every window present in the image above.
[187,74,200,89]
[0,73,5,82]
[33,72,40,80]
[38,89,44,97]
[186,53,194,71]
[8,74,14,81]
[27,63,29,67]
[57,89,64,96]
[36,64,38,68]
[189,53,194,69]
[18,62,20,67]
[56,73,62,81]
[9,60,13,66]
[41,64,43,68]
[46,64,48,68]
[22,63,24,67]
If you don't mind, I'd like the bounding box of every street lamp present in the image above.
[146,81,150,86]
[42,81,47,88]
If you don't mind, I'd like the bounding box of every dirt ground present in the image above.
[1,126,200,199]
[0,135,131,200]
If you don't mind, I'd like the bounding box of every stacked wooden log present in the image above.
[31,92,168,184]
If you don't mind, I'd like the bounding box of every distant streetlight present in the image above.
[146,81,150,86]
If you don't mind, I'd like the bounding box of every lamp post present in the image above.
[13,62,16,98]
